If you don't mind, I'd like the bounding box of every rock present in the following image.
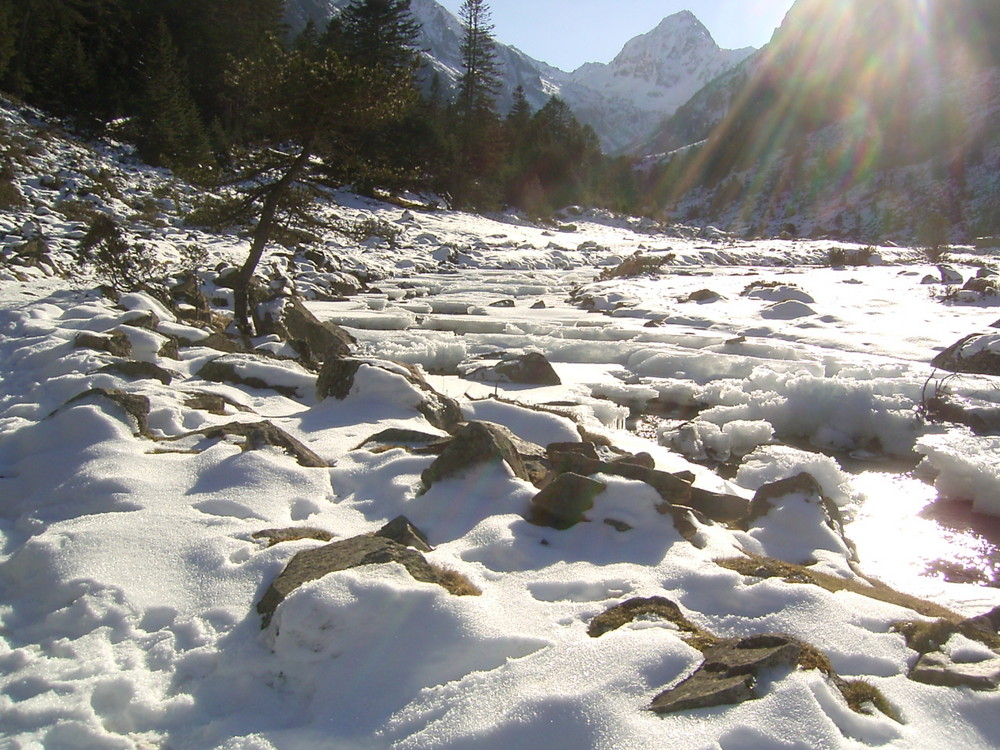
[316,357,363,400]
[921,274,938,285]
[96,360,174,385]
[421,421,533,491]
[650,634,803,714]
[909,651,1000,691]
[743,473,856,562]
[760,300,816,320]
[548,452,693,506]
[252,527,334,547]
[197,355,303,398]
[488,299,515,308]
[588,596,692,638]
[546,441,600,462]
[257,296,355,367]
[531,300,546,309]
[609,451,656,470]
[256,535,441,628]
[528,473,608,529]
[964,605,1000,636]
[931,333,1000,376]
[467,352,562,386]
[184,421,327,468]
[682,288,723,303]
[938,264,964,285]
[358,428,447,452]
[61,388,151,437]
[73,331,132,358]
[317,357,463,432]
[183,391,250,415]
[375,516,433,552]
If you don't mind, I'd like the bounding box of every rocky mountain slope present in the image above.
[283,1,753,154]
[642,0,1000,241]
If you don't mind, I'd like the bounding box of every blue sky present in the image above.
[436,0,797,71]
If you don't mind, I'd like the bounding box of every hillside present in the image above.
[642,0,1000,241]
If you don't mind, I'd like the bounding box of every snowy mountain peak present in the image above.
[282,0,754,154]
[562,9,754,152]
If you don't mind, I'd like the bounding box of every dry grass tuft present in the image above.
[717,554,960,620]
[431,565,482,597]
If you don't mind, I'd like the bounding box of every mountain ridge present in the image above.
[282,1,754,154]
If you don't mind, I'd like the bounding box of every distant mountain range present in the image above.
[283,1,754,154]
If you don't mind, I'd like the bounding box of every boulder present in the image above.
[650,634,803,714]
[467,352,562,386]
[375,515,434,552]
[317,357,463,432]
[909,651,1000,691]
[743,473,856,563]
[938,264,964,285]
[421,421,532,491]
[257,535,441,628]
[964,605,1000,636]
[97,360,174,385]
[61,388,151,437]
[257,296,355,367]
[184,421,327,468]
[73,331,132,358]
[931,333,1000,376]
[197,355,304,398]
[528,473,608,529]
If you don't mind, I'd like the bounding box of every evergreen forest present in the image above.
[0,0,639,216]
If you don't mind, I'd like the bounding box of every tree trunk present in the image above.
[234,145,313,334]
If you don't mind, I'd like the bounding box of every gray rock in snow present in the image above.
[257,535,441,628]
[650,634,803,714]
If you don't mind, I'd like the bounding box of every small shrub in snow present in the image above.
[597,251,674,280]
[78,214,165,292]
[827,246,876,267]
[340,216,403,249]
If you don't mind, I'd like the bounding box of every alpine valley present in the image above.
[284,0,756,154]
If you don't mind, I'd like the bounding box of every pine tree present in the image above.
[338,0,421,73]
[136,19,212,170]
[453,0,503,206]
[0,0,16,80]
[227,35,413,332]
[456,0,501,124]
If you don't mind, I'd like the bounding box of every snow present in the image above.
[1,101,1000,749]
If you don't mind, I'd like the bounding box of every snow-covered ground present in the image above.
[2,103,1000,748]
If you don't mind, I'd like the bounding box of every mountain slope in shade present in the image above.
[641,0,1000,241]
[283,1,753,154]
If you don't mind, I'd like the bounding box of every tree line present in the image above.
[0,0,638,216]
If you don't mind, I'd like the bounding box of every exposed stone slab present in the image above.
[185,420,327,467]
[910,651,1000,691]
[257,535,440,628]
[421,421,532,491]
[650,634,803,714]
[528,472,607,529]
[74,330,132,358]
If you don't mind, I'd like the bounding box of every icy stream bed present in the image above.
[313,259,1000,602]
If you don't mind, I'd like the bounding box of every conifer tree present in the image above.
[227,35,412,333]
[338,0,421,73]
[453,0,503,205]
[136,19,212,170]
